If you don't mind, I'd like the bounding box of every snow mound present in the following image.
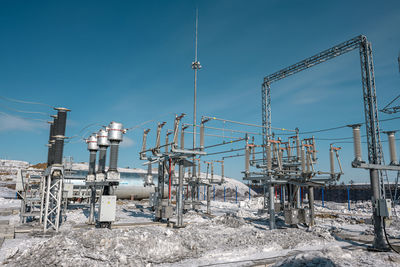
[212,213,246,228]
[6,213,328,266]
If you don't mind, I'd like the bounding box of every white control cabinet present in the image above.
[98,195,116,222]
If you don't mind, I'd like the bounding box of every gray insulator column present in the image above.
[312,136,317,161]
[98,147,107,173]
[386,131,398,165]
[351,124,363,162]
[47,121,55,166]
[109,142,119,171]
[330,146,335,177]
[180,128,185,149]
[296,186,301,208]
[53,108,69,165]
[89,151,97,175]
[245,145,250,174]
[200,123,205,151]
[301,145,306,172]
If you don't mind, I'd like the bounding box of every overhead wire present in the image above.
[0,95,53,108]
[0,111,48,123]
[0,103,50,116]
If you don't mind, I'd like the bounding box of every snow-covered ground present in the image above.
[0,186,400,266]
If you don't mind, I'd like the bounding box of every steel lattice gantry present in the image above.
[261,35,389,250]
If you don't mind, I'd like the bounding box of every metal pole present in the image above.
[224,186,226,202]
[347,186,351,211]
[322,187,324,207]
[236,186,238,203]
[370,168,387,249]
[213,185,215,201]
[207,185,211,214]
[176,162,184,227]
[309,186,315,226]
[268,183,276,229]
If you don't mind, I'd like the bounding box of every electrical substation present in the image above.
[1,9,400,265]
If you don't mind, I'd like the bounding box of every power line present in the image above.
[277,116,400,136]
[0,95,53,108]
[0,103,50,116]
[202,115,296,132]
[0,111,48,123]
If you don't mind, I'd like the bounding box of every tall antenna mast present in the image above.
[192,8,202,178]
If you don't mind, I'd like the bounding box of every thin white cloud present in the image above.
[120,136,135,148]
[0,113,47,133]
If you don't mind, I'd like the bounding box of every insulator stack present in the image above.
[180,127,185,149]
[200,122,205,151]
[46,120,55,166]
[278,148,283,169]
[53,108,70,165]
[386,131,398,165]
[301,144,306,172]
[86,134,98,175]
[97,129,109,174]
[173,114,184,147]
[296,133,300,160]
[245,144,250,174]
[107,122,124,172]
[155,123,164,152]
[287,143,292,158]
[329,145,335,176]
[306,149,310,173]
[165,133,170,153]
[266,143,272,170]
[350,124,363,162]
[312,136,317,161]
[141,129,150,155]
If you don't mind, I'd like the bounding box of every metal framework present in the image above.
[262,35,390,250]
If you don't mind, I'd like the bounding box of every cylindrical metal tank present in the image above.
[87,134,98,175]
[87,134,99,151]
[107,122,124,142]
[97,129,110,147]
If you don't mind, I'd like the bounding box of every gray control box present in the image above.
[284,209,299,225]
[376,199,392,218]
[298,208,311,224]
[98,195,116,222]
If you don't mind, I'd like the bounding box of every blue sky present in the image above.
[0,0,399,183]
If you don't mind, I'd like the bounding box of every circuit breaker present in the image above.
[98,195,116,222]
